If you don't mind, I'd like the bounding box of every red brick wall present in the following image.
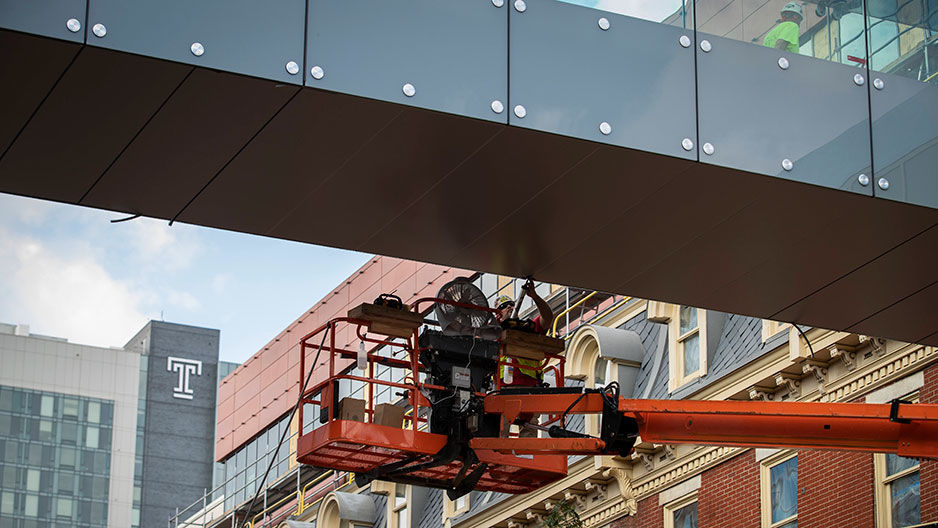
[610,496,661,528]
[699,450,760,527]
[797,449,874,526]
[921,363,938,523]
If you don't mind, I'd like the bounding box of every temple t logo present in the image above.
[167,356,203,400]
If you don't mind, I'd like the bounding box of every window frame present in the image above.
[760,450,798,528]
[874,393,921,528]
[667,305,707,392]
[390,484,410,528]
[663,491,699,528]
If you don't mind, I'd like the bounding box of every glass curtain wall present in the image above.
[0,386,113,528]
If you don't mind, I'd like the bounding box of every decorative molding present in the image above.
[663,446,677,461]
[774,372,801,399]
[646,301,673,323]
[748,386,775,400]
[801,360,828,394]
[524,510,542,524]
[633,446,746,499]
[564,490,586,509]
[829,346,857,371]
[821,344,935,403]
[860,335,887,357]
[637,453,655,472]
[602,468,637,515]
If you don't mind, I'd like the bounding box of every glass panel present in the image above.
[87,402,100,423]
[395,486,407,508]
[679,306,697,335]
[891,472,920,527]
[397,506,408,528]
[886,453,919,476]
[593,358,608,387]
[557,0,693,26]
[867,2,938,208]
[510,0,697,159]
[682,334,700,377]
[770,456,798,524]
[62,398,78,417]
[673,500,698,528]
[86,427,99,449]
[26,469,39,492]
[24,495,37,517]
[40,396,54,417]
[56,497,73,518]
[696,0,873,194]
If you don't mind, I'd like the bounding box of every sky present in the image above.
[0,193,370,364]
[560,0,686,20]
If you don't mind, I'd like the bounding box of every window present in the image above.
[593,357,610,388]
[666,305,707,391]
[391,484,409,528]
[761,452,797,528]
[664,492,698,528]
[875,394,921,527]
[446,492,470,518]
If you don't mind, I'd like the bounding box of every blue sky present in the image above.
[0,193,370,364]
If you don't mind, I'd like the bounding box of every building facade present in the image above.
[0,320,224,528]
[181,250,937,528]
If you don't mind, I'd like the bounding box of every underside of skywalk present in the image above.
[2,0,938,345]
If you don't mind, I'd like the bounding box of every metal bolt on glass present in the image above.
[66,18,81,33]
[778,57,789,70]
[700,40,712,52]
[679,35,691,48]
[599,122,612,135]
[681,138,694,151]
[491,100,504,114]
[878,177,890,190]
[703,142,714,155]
[285,61,299,75]
[514,0,526,12]
[857,174,870,186]
[92,23,106,38]
[402,83,416,97]
[873,78,885,90]
[310,66,324,80]
[854,73,865,86]
[190,42,204,56]
[781,159,793,171]
[598,18,610,30]
[513,105,526,118]
[492,0,504,6]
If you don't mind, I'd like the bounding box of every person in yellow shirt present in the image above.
[763,2,804,53]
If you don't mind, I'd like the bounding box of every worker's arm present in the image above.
[775,39,791,50]
[522,280,554,331]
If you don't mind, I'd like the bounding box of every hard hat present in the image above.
[495,295,514,310]
[781,2,803,17]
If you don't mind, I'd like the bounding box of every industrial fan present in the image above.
[434,277,501,340]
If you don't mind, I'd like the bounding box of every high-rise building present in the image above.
[0,320,226,528]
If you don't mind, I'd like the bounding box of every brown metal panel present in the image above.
[267,106,502,251]
[176,89,404,234]
[0,31,80,156]
[0,47,191,202]
[448,143,696,279]
[613,172,840,308]
[81,69,297,219]
[528,161,772,296]
[847,282,938,345]
[700,193,937,321]
[773,224,938,332]
[361,126,599,266]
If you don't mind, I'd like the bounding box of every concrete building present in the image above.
[0,320,228,528]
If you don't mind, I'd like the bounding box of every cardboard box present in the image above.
[338,397,365,422]
[373,403,406,428]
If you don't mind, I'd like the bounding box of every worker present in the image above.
[495,280,555,438]
[763,2,803,53]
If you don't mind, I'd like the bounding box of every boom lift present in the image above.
[295,283,938,500]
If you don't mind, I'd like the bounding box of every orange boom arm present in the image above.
[477,394,938,459]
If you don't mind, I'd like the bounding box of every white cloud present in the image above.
[0,227,147,347]
[125,217,201,271]
[211,272,233,294]
[168,290,201,311]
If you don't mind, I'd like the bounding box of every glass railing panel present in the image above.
[510,0,697,159]
[556,0,694,27]
[695,0,873,194]
[866,1,938,208]
[306,0,507,123]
